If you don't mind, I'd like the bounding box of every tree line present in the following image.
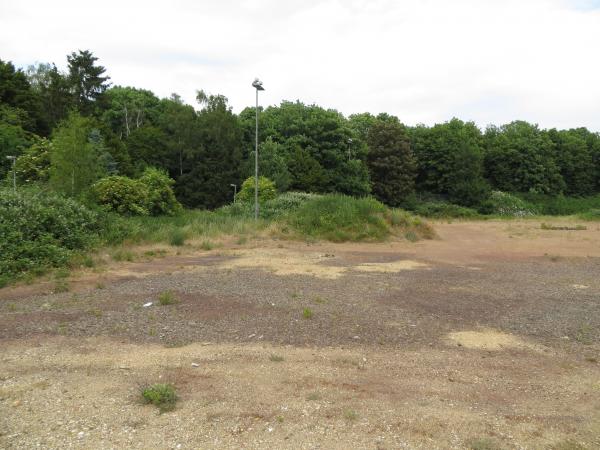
[2,50,599,211]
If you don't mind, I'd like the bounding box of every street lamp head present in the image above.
[6,155,16,161]
[252,78,264,91]
[230,184,236,188]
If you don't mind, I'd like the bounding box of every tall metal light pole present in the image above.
[252,78,264,220]
[6,156,16,193]
[230,183,237,203]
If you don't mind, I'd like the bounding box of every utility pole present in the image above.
[252,78,264,220]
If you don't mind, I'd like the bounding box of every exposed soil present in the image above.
[1,219,599,449]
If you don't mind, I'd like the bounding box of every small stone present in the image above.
[191,363,200,368]
[143,302,153,307]
[353,336,360,339]
[12,400,21,407]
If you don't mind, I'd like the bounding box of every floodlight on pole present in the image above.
[6,155,16,193]
[252,78,264,220]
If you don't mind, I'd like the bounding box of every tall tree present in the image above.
[411,118,488,206]
[26,62,72,134]
[175,91,243,208]
[49,112,106,197]
[548,129,595,196]
[367,119,416,206]
[484,121,565,195]
[67,50,110,115]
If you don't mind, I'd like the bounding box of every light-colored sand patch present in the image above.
[215,249,347,279]
[204,249,430,279]
[355,260,428,273]
[447,329,543,352]
[572,284,589,290]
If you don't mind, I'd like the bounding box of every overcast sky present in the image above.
[1,0,599,130]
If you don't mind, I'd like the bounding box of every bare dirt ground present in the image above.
[1,219,599,449]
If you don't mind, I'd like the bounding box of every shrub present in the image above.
[413,201,480,219]
[286,194,389,242]
[168,228,186,246]
[139,167,182,216]
[0,188,102,280]
[237,176,277,203]
[218,191,316,219]
[141,383,177,412]
[92,168,181,217]
[579,208,600,220]
[92,176,149,215]
[158,290,177,305]
[521,193,600,216]
[478,191,538,217]
[284,194,434,242]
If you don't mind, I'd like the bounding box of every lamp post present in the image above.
[230,183,237,203]
[252,78,264,220]
[6,156,16,193]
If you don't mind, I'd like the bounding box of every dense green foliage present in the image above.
[237,176,277,203]
[0,188,102,284]
[366,119,416,206]
[284,194,432,242]
[2,50,600,285]
[3,50,600,213]
[92,167,181,216]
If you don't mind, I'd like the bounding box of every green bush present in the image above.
[218,191,316,219]
[92,176,149,215]
[478,191,538,217]
[0,188,102,279]
[579,209,600,220]
[237,176,277,203]
[520,193,600,216]
[286,194,389,242]
[141,383,177,412]
[92,168,181,216]
[413,201,480,219]
[139,167,182,216]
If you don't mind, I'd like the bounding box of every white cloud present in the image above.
[1,0,599,130]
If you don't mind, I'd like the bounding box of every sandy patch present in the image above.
[212,248,429,279]
[354,260,429,273]
[447,329,543,352]
[216,248,347,279]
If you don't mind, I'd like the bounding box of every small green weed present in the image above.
[54,268,70,279]
[302,307,313,319]
[236,236,248,245]
[95,282,105,289]
[158,291,178,306]
[306,392,321,401]
[200,240,214,251]
[169,229,186,246]
[54,280,70,293]
[269,354,284,362]
[467,437,502,450]
[141,383,177,412]
[276,415,284,423]
[404,230,418,242]
[112,249,135,262]
[343,409,358,421]
[575,324,593,344]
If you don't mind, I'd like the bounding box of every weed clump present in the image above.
[158,290,178,306]
[302,307,313,319]
[169,229,186,246]
[141,383,177,412]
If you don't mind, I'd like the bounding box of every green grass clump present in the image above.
[269,354,284,362]
[169,228,187,246]
[521,193,600,216]
[467,437,502,450]
[158,290,178,306]
[112,249,135,262]
[343,409,358,421]
[141,383,177,412]
[412,201,480,219]
[200,240,214,251]
[302,307,313,319]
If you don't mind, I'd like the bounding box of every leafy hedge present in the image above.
[92,167,181,216]
[0,188,102,284]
